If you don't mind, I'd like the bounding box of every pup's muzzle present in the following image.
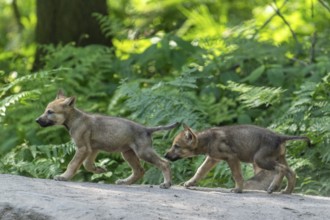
[35,117,54,127]
[164,153,181,162]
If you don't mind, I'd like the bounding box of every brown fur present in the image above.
[36,90,179,188]
[165,124,310,194]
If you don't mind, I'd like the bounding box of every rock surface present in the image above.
[0,174,329,220]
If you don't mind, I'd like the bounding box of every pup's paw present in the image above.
[160,182,171,189]
[54,175,68,181]
[183,180,196,188]
[115,179,126,185]
[230,188,243,193]
[280,189,292,194]
[115,178,132,185]
[267,185,276,194]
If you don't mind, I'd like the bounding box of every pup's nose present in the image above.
[164,153,171,160]
[164,152,180,161]
[35,118,41,123]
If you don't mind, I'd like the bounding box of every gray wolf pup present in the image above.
[165,124,310,194]
[36,90,178,188]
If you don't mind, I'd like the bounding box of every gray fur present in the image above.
[165,124,310,194]
[36,90,179,189]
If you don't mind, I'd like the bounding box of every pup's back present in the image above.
[211,125,302,162]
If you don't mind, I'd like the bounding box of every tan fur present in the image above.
[36,90,179,189]
[165,124,310,194]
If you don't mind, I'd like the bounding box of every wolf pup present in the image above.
[36,90,179,189]
[165,124,310,194]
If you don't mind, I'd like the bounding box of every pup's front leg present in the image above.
[227,158,244,193]
[184,156,218,187]
[54,147,88,181]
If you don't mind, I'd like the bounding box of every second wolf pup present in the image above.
[36,90,178,188]
[165,124,310,194]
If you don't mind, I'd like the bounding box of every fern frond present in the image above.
[225,81,285,108]
[0,90,39,116]
[0,69,65,98]
[112,68,209,129]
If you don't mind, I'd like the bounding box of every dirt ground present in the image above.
[0,174,329,220]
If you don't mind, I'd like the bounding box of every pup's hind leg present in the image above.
[83,150,107,174]
[254,158,278,194]
[277,155,296,194]
[283,168,296,194]
[267,162,295,194]
[136,148,171,189]
[116,149,145,185]
[254,149,295,194]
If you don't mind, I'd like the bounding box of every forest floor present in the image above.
[0,174,329,220]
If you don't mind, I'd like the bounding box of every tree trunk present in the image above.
[33,0,112,70]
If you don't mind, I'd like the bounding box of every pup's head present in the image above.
[36,90,76,127]
[164,124,198,161]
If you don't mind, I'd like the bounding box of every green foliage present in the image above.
[225,81,285,108]
[0,141,74,178]
[1,0,330,196]
[277,74,330,195]
[113,66,207,126]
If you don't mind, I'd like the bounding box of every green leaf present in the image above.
[241,65,265,83]
[267,68,285,86]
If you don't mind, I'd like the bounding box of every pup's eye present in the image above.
[47,110,54,114]
[173,144,180,149]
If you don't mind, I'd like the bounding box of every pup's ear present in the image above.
[183,123,190,130]
[183,123,194,134]
[63,96,76,107]
[56,89,66,99]
[183,124,197,145]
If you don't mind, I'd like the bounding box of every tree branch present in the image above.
[310,0,316,64]
[252,0,288,40]
[318,0,330,13]
[310,32,317,63]
[271,1,299,46]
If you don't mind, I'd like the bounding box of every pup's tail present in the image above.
[147,122,180,133]
[281,135,311,147]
